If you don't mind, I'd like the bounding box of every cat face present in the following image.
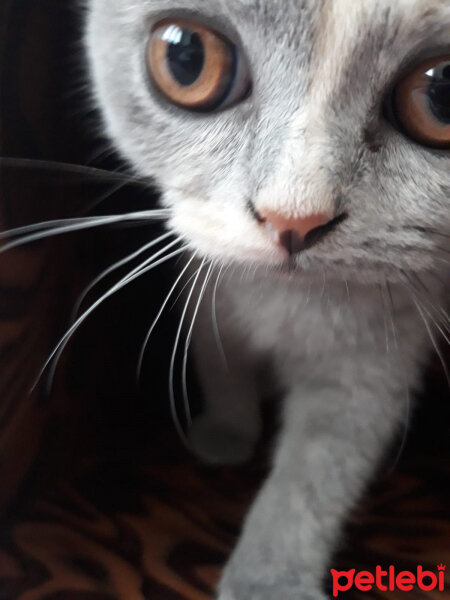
[86,0,450,282]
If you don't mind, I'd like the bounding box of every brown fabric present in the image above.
[0,418,449,600]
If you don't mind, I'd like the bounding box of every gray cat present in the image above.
[85,1,449,598]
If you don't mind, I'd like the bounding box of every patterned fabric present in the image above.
[0,1,449,599]
[0,419,449,600]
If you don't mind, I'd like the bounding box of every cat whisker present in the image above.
[0,156,148,186]
[169,257,206,446]
[411,296,450,388]
[83,179,143,215]
[46,235,184,391]
[343,278,351,303]
[382,282,410,473]
[71,231,174,322]
[182,260,215,430]
[385,281,399,350]
[0,210,170,254]
[389,384,412,473]
[1,156,209,204]
[427,269,450,289]
[136,253,195,385]
[321,269,327,299]
[435,257,450,267]
[169,267,203,312]
[378,284,391,355]
[417,301,450,346]
[0,214,148,239]
[36,239,185,394]
[399,270,450,329]
[434,246,450,256]
[212,263,228,369]
[0,210,171,239]
[249,261,259,283]
[404,274,450,336]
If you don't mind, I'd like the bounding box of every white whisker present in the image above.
[306,281,313,305]
[385,282,399,351]
[169,258,206,444]
[36,240,185,394]
[382,284,411,473]
[181,261,214,428]
[389,383,412,474]
[83,179,138,214]
[414,297,450,346]
[0,156,146,185]
[47,234,179,392]
[436,257,450,267]
[169,266,202,312]
[378,285,391,355]
[321,269,327,298]
[344,278,351,303]
[0,210,170,253]
[71,231,173,321]
[136,253,195,384]
[412,296,450,388]
[400,271,450,329]
[211,263,228,369]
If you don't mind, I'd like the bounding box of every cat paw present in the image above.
[189,417,256,465]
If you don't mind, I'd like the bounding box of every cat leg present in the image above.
[188,302,261,466]
[218,363,408,599]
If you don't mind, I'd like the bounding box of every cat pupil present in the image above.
[428,61,450,123]
[167,28,205,86]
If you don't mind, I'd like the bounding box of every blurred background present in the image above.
[0,1,449,599]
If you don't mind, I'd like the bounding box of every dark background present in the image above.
[0,0,197,498]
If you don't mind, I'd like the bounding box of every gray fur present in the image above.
[85,1,449,598]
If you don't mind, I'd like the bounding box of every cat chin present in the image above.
[249,264,390,286]
[213,257,432,289]
[170,231,424,285]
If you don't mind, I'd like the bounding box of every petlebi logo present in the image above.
[330,564,446,597]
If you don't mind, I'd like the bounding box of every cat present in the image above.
[85,1,449,598]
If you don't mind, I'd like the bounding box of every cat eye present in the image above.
[390,55,450,148]
[147,19,251,112]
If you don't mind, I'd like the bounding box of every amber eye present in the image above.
[147,20,251,112]
[391,56,450,148]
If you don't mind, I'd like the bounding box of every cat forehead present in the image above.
[106,0,448,26]
[98,0,450,59]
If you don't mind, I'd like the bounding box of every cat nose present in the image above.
[261,211,333,255]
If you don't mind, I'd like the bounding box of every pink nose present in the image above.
[261,211,332,255]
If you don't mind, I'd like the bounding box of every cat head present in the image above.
[85,0,450,283]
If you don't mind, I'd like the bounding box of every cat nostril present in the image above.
[261,211,348,256]
[279,230,305,255]
[261,211,333,255]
